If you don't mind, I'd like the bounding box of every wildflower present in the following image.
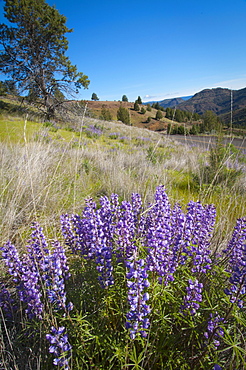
[146,186,182,284]
[46,326,72,369]
[204,312,225,347]
[0,283,15,319]
[181,279,203,315]
[1,241,43,319]
[223,218,246,308]
[42,241,72,311]
[182,201,215,273]
[212,365,222,370]
[1,224,72,318]
[125,259,151,339]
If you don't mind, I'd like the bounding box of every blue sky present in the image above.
[1,0,246,102]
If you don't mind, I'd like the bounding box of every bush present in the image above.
[100,105,112,121]
[0,186,245,369]
[117,105,131,125]
[122,95,128,102]
[155,110,163,120]
[134,101,140,111]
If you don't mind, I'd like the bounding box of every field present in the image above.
[0,100,245,369]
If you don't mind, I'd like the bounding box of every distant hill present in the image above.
[176,87,246,126]
[144,95,193,108]
[158,97,185,109]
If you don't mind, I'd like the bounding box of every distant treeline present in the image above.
[151,103,201,122]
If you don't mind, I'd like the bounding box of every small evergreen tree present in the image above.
[134,101,140,111]
[141,107,146,114]
[189,124,199,135]
[146,104,151,112]
[122,95,128,102]
[175,109,184,123]
[152,102,160,110]
[167,123,172,134]
[166,107,173,119]
[177,125,185,135]
[91,93,99,101]
[137,96,142,104]
[117,105,130,125]
[155,110,163,120]
[100,105,112,121]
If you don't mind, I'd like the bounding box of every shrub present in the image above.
[134,101,140,111]
[100,105,112,121]
[122,95,128,102]
[117,105,131,125]
[155,109,163,120]
[0,187,245,369]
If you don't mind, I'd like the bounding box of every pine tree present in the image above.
[134,101,140,111]
[155,110,163,120]
[91,93,99,101]
[100,105,112,121]
[117,105,130,125]
[122,95,128,102]
[137,96,142,104]
[0,0,89,118]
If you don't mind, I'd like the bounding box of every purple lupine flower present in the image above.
[85,125,102,136]
[1,224,72,319]
[17,255,44,319]
[125,259,151,339]
[60,213,80,254]
[61,196,115,288]
[26,222,49,264]
[182,201,216,273]
[1,241,22,281]
[146,186,179,284]
[181,279,203,315]
[114,200,137,260]
[204,312,225,347]
[88,196,115,287]
[223,218,246,308]
[46,326,72,369]
[1,241,44,319]
[0,283,15,319]
[168,203,186,265]
[42,241,72,311]
[212,365,222,370]
[93,197,114,287]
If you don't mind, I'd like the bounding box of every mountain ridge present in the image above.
[146,87,246,127]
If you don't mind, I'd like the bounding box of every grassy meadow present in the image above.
[0,100,246,369]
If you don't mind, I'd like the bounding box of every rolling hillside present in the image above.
[175,87,246,127]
